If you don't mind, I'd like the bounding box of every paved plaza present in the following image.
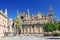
[0,35,60,40]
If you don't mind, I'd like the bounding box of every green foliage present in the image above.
[54,23,59,30]
[15,15,22,29]
[58,22,60,30]
[43,21,60,36]
[43,22,59,32]
[43,23,47,32]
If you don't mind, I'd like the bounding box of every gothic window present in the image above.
[21,16,24,19]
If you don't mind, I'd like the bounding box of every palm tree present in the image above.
[15,15,22,36]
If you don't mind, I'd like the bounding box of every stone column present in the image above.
[40,26,41,33]
[38,27,40,34]
[21,28,23,34]
[29,27,31,34]
[25,27,27,34]
[36,27,39,34]
[35,26,36,34]
[39,27,40,34]
[40,27,43,33]
[22,28,24,34]
[36,27,37,34]
[31,26,33,34]
[27,27,29,34]
[21,28,24,36]
[26,27,28,34]
[23,27,24,34]
[24,28,26,34]
[31,26,32,34]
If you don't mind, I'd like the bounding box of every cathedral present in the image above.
[17,6,57,34]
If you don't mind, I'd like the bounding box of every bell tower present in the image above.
[48,5,53,17]
[47,5,54,23]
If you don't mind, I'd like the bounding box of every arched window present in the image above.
[21,16,24,19]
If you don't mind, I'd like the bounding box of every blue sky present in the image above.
[0,0,60,21]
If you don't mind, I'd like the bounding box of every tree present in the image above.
[53,23,59,31]
[15,15,22,35]
[58,22,60,30]
[43,23,48,32]
[43,22,60,36]
[43,23,54,32]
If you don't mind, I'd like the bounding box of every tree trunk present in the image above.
[16,27,19,36]
[19,29,21,34]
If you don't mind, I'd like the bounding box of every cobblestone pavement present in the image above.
[0,36,60,40]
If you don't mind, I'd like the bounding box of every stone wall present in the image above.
[21,25,43,34]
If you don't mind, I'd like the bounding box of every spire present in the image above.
[37,12,42,16]
[48,5,53,16]
[38,12,41,15]
[27,9,29,15]
[26,9,30,19]
[27,9,30,16]
[50,5,52,11]
[17,10,19,17]
[5,9,7,16]
[17,10,19,15]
